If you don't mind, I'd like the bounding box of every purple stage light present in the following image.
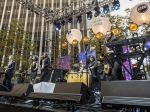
[122,46,132,80]
[146,41,150,49]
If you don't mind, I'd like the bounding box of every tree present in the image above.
[0,19,35,71]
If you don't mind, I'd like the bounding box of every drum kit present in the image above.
[64,63,90,87]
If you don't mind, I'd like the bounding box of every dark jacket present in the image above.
[42,57,50,71]
[88,60,98,77]
[7,61,16,74]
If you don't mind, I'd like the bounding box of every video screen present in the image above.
[57,55,70,70]
[78,50,96,65]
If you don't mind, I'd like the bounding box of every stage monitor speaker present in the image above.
[0,84,33,100]
[101,80,150,109]
[101,80,150,98]
[54,82,94,104]
[51,69,68,83]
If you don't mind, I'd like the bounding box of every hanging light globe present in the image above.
[112,28,119,35]
[83,36,89,43]
[129,23,138,31]
[66,29,82,44]
[72,39,78,46]
[92,16,111,35]
[130,2,150,25]
[61,42,67,48]
[96,32,103,39]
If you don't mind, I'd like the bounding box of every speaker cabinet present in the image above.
[101,80,150,99]
[54,82,93,104]
[0,84,33,100]
[101,80,150,109]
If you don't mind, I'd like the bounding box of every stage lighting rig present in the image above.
[48,0,116,23]
[87,11,92,20]
[94,6,100,17]
[60,20,65,26]
[113,0,120,10]
[77,15,82,23]
[103,4,109,14]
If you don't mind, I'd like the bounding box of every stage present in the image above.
[0,101,120,112]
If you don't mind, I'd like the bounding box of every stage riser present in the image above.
[101,80,150,98]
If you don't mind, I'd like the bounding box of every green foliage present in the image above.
[0,19,35,71]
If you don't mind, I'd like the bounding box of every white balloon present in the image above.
[92,16,111,35]
[66,29,82,44]
[130,2,150,25]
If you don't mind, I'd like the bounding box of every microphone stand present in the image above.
[84,38,92,87]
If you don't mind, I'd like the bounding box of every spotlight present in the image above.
[77,15,82,23]
[94,6,100,17]
[87,11,92,20]
[103,4,109,14]
[61,20,65,26]
[146,42,150,49]
[55,23,61,32]
[113,0,120,10]
[68,17,73,23]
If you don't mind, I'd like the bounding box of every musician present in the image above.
[17,69,27,84]
[78,60,85,73]
[87,55,98,90]
[40,52,50,82]
[3,55,16,90]
[28,55,38,84]
[105,30,124,80]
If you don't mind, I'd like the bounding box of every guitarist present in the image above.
[105,30,125,81]
[17,69,27,84]
[3,55,16,91]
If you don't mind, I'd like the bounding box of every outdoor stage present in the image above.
[0,101,119,112]
[0,80,150,112]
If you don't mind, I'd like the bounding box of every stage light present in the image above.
[112,28,119,35]
[55,23,61,31]
[61,20,65,26]
[77,15,82,23]
[103,4,109,14]
[96,32,103,39]
[87,11,92,20]
[94,6,100,17]
[146,42,150,49]
[113,0,120,10]
[129,23,138,31]
[68,17,73,23]
[83,36,89,43]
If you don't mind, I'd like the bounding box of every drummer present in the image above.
[78,60,86,73]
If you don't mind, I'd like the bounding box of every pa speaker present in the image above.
[54,82,94,104]
[101,80,150,109]
[0,84,33,100]
[101,80,150,98]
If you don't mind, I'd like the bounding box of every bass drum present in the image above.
[65,72,80,83]
[78,72,90,87]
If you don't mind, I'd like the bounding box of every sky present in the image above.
[111,0,147,16]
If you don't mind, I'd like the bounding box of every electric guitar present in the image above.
[104,63,111,75]
[49,70,54,83]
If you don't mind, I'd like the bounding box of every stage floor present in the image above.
[0,101,120,112]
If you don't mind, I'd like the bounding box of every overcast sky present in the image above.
[111,0,147,16]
